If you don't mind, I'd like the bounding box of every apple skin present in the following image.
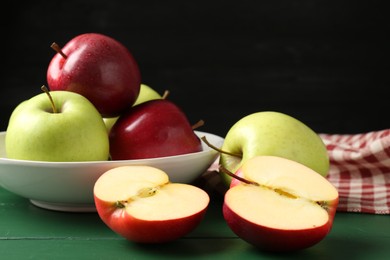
[47,33,141,117]
[93,166,210,243]
[222,156,339,252]
[5,91,109,161]
[103,83,162,132]
[109,99,202,160]
[94,199,208,243]
[225,168,338,252]
[220,111,329,186]
[223,205,334,252]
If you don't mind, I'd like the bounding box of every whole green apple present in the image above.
[6,89,109,162]
[219,111,329,186]
[103,84,163,132]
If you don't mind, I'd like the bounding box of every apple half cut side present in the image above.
[94,166,210,243]
[222,156,339,252]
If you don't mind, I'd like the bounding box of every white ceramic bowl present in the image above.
[0,131,223,212]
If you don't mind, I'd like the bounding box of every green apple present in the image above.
[103,84,163,132]
[219,111,329,186]
[5,88,109,162]
[103,117,119,133]
[133,83,163,106]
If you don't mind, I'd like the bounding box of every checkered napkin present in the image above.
[319,129,390,214]
[197,129,390,215]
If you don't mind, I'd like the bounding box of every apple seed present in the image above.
[115,201,126,208]
[137,187,158,198]
[114,186,162,208]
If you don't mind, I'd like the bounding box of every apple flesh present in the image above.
[219,111,329,186]
[47,33,141,117]
[223,156,339,252]
[93,166,210,243]
[109,99,202,160]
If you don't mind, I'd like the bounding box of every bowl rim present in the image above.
[0,130,224,166]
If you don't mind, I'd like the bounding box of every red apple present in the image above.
[47,33,141,117]
[109,99,203,160]
[93,166,210,243]
[222,156,339,252]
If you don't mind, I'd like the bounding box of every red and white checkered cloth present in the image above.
[198,129,390,215]
[320,129,390,214]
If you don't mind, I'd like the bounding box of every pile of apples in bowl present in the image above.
[0,33,223,212]
[0,32,340,251]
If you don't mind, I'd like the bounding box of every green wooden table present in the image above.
[0,187,389,260]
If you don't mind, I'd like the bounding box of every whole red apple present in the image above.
[109,99,203,160]
[222,156,339,252]
[47,33,141,117]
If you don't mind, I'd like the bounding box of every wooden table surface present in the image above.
[1,186,389,260]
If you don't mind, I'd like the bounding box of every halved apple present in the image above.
[94,166,210,243]
[222,156,339,252]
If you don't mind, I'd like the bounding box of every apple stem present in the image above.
[50,42,68,59]
[192,119,205,130]
[161,90,170,99]
[219,165,258,186]
[200,136,242,158]
[41,85,58,113]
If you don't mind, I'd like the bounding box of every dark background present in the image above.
[2,0,388,137]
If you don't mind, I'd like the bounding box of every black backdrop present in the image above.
[2,0,388,137]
